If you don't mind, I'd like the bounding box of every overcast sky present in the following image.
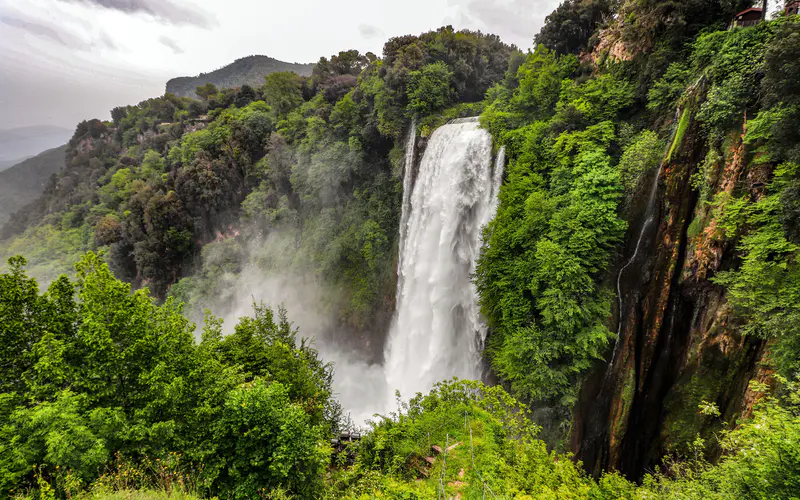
[0,0,565,130]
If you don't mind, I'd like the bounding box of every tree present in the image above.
[406,61,454,117]
[207,380,326,499]
[0,257,43,397]
[0,254,339,498]
[535,0,612,54]
[196,82,219,101]
[263,72,304,118]
[234,84,258,108]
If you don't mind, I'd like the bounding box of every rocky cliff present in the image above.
[574,87,770,479]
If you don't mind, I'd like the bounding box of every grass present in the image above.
[667,108,692,163]
[76,490,202,500]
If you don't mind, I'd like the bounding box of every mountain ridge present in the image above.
[0,145,66,228]
[0,126,72,165]
[166,55,314,97]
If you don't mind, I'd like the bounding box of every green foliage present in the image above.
[613,0,750,57]
[406,62,454,118]
[3,248,800,500]
[207,380,326,498]
[0,253,338,498]
[695,22,777,138]
[513,46,579,121]
[618,130,664,196]
[477,52,630,408]
[262,72,304,118]
[553,73,635,129]
[194,83,218,101]
[756,17,800,164]
[713,164,800,377]
[648,62,691,112]
[535,0,612,54]
[329,380,613,498]
[329,379,800,499]
[0,224,91,283]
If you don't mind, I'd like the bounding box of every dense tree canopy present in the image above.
[0,254,337,498]
[2,6,800,498]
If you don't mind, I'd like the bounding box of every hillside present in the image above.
[2,2,800,498]
[0,125,72,166]
[0,159,25,171]
[0,145,65,228]
[166,55,314,97]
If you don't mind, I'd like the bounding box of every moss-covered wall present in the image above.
[573,99,767,479]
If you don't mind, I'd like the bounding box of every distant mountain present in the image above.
[166,55,315,98]
[0,158,29,172]
[0,145,66,229]
[0,126,73,165]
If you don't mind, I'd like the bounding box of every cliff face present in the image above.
[573,96,768,479]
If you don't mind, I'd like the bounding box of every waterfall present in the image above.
[489,146,506,215]
[398,120,417,279]
[614,158,664,337]
[610,161,664,373]
[383,117,500,401]
[610,110,677,369]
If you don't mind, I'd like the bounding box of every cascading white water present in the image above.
[383,117,502,402]
[398,120,417,280]
[490,146,506,214]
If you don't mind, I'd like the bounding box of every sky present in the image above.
[0,0,565,130]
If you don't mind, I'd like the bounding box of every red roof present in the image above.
[735,7,763,17]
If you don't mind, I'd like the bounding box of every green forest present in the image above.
[2,0,800,497]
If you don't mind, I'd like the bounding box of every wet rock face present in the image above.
[573,115,767,479]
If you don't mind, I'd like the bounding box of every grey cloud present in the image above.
[97,31,118,49]
[159,35,183,54]
[358,23,384,39]
[1,15,90,49]
[448,0,561,47]
[1,13,118,50]
[61,0,217,28]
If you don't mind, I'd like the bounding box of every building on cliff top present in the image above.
[734,7,764,27]
[787,0,800,15]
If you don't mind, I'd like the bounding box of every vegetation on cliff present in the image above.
[2,0,800,497]
[476,2,800,433]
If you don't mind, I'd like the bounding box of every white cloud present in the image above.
[447,0,561,48]
[59,0,217,28]
[358,23,385,39]
[0,0,557,128]
[158,34,183,54]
